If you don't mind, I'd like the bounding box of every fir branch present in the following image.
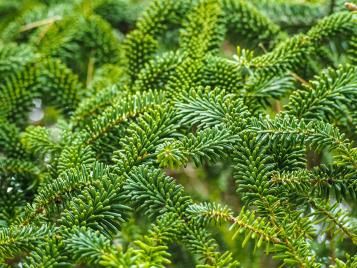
[222,0,284,49]
[156,127,236,168]
[0,1,356,266]
[175,87,250,130]
[82,90,165,145]
[123,165,191,218]
[111,107,180,176]
[287,64,357,122]
[64,227,113,265]
[188,202,234,225]
[179,0,225,58]
[306,197,357,243]
[0,224,53,261]
[21,126,61,159]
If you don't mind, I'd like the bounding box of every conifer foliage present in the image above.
[0,0,356,267]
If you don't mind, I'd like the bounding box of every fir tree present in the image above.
[0,0,356,267]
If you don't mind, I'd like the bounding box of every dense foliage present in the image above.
[0,0,356,267]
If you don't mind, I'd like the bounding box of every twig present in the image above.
[86,56,95,88]
[273,100,282,113]
[345,2,357,11]
[290,71,310,86]
[258,43,268,54]
[19,16,62,32]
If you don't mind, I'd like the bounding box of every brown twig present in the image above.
[345,2,357,11]
[86,56,95,88]
[290,71,310,86]
[273,100,282,113]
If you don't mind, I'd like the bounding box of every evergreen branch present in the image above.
[71,84,126,128]
[229,207,281,246]
[132,51,184,92]
[125,213,185,267]
[0,43,36,78]
[64,227,113,265]
[78,15,123,67]
[165,57,204,97]
[233,133,276,205]
[250,0,327,29]
[307,11,355,43]
[250,113,357,170]
[272,165,356,200]
[0,65,40,124]
[157,127,236,168]
[60,175,131,235]
[287,64,357,121]
[200,55,244,92]
[100,213,184,267]
[306,197,357,243]
[135,0,186,37]
[39,58,82,114]
[145,212,184,245]
[269,142,306,172]
[30,15,81,62]
[0,224,52,260]
[88,64,128,94]
[0,157,42,186]
[179,0,225,58]
[331,255,357,267]
[21,126,61,159]
[251,11,355,77]
[188,202,233,225]
[222,0,284,49]
[184,226,239,267]
[175,87,250,130]
[130,241,171,267]
[92,0,140,27]
[348,34,357,65]
[123,30,158,82]
[124,166,239,267]
[111,107,180,176]
[123,165,191,218]
[250,113,351,152]
[0,120,27,158]
[176,87,232,128]
[0,1,356,266]
[22,163,107,225]
[243,73,295,112]
[56,142,95,175]
[251,34,313,76]
[23,238,68,267]
[83,90,165,145]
